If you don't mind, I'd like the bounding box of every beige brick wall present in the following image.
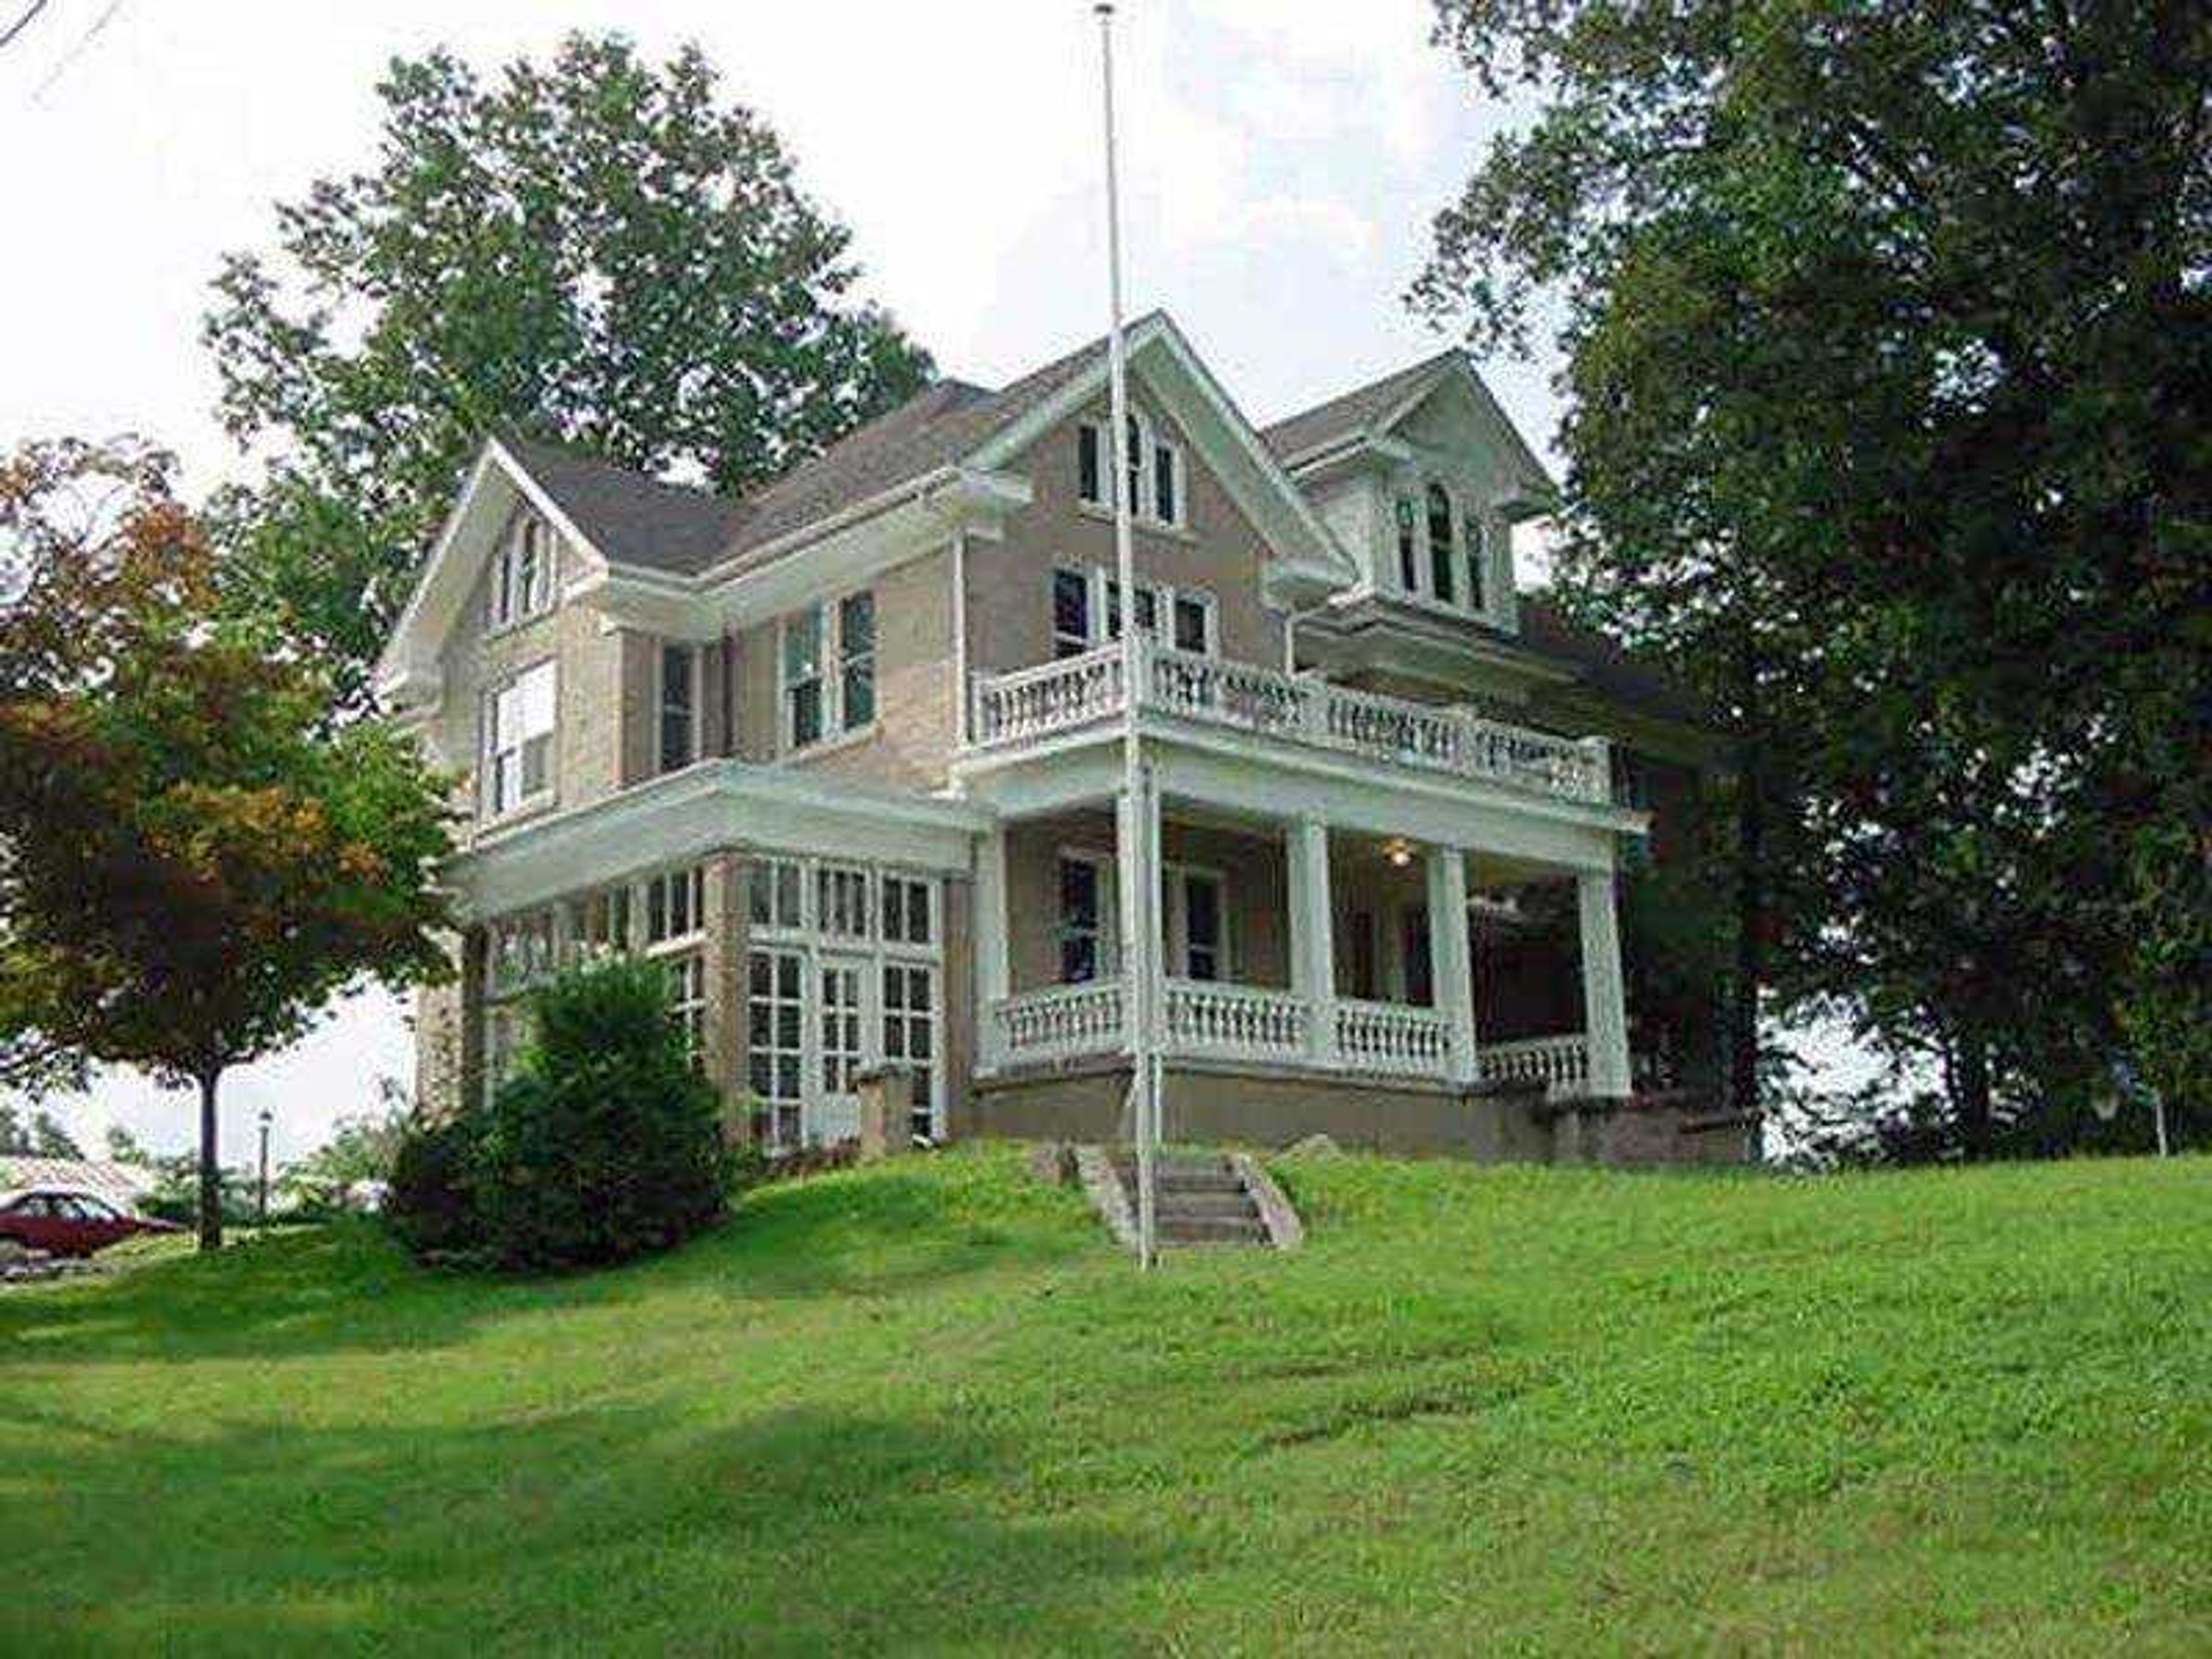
[965,392,1288,680]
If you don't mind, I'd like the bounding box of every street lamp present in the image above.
[257,1108,272,1226]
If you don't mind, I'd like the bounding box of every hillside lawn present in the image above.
[4,1149,2208,1654]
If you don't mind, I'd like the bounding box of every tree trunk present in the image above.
[1954,1031,1994,1161]
[1728,639,1765,1120]
[196,1066,224,1253]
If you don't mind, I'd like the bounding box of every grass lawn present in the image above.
[4,1149,2208,1654]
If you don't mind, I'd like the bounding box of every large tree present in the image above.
[0,438,454,1248]
[204,32,935,711]
[1415,0,2211,1147]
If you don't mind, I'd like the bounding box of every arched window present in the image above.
[1463,510,1487,612]
[1426,483,1457,605]
[1395,498,1419,592]
[1126,414,1146,518]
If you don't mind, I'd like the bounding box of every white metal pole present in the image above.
[1096,0,1155,1268]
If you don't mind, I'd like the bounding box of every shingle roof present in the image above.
[1259,348,1462,462]
[499,320,1140,579]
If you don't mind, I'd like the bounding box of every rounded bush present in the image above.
[386,1113,485,1259]
[472,957,730,1271]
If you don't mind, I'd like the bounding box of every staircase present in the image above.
[1070,1146,1302,1251]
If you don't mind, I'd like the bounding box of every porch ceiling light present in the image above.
[1383,836,1416,869]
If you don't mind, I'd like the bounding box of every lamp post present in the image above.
[256,1108,272,1227]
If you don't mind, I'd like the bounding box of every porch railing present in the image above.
[994,980,1124,1065]
[1164,978,1308,1062]
[968,639,1611,806]
[1332,998,1453,1076]
[1476,1033,1592,1099]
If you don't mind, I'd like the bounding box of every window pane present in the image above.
[1053,570,1091,656]
[1173,595,1208,653]
[842,661,876,728]
[1463,513,1487,610]
[520,734,551,797]
[1396,498,1419,592]
[1060,934,1097,983]
[1153,443,1177,524]
[775,862,801,927]
[782,609,821,679]
[1059,858,1097,927]
[789,680,822,747]
[839,592,874,659]
[519,661,556,735]
[1077,422,1101,503]
[1426,484,1456,604]
[1124,415,1143,512]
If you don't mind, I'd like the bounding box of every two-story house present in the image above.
[374,313,1744,1165]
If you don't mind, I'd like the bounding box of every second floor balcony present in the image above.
[968,641,1613,808]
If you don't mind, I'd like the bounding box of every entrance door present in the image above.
[813,956,867,1144]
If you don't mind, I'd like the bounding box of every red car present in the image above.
[0,1187,181,1257]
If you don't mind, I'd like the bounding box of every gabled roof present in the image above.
[495,319,1158,580]
[1260,348,1463,463]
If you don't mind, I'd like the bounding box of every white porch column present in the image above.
[1577,868,1633,1097]
[1286,817,1336,1065]
[1426,845,1478,1084]
[1116,765,1162,1055]
[975,824,1010,1071]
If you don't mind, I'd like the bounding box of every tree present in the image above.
[1415,0,2210,1147]
[0,438,454,1248]
[203,32,934,712]
[104,1123,151,1165]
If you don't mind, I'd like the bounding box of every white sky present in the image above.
[1,0,1582,1164]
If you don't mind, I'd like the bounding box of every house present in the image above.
[375,313,1745,1165]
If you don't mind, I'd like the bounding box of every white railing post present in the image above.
[1426,844,1478,1085]
[1577,868,1633,1097]
[1287,817,1337,1066]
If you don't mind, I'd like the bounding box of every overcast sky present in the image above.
[1,0,1574,1164]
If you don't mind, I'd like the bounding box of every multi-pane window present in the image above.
[747,948,805,1146]
[1058,854,1108,983]
[658,643,699,774]
[819,961,864,1095]
[747,858,805,931]
[1396,498,1420,593]
[881,875,932,946]
[781,593,874,749]
[644,865,705,946]
[816,865,871,940]
[881,963,937,1140]
[562,887,631,963]
[488,909,558,994]
[488,514,556,630]
[665,952,706,1059]
[484,660,555,816]
[1075,415,1184,528]
[1426,483,1457,606]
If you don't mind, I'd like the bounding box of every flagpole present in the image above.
[1096,0,1156,1270]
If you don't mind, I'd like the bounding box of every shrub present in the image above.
[473,958,730,1271]
[386,1112,486,1259]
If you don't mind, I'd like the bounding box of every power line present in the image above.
[33,0,124,99]
[0,0,52,53]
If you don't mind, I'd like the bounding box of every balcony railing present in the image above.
[1164,978,1308,1063]
[970,641,1611,805]
[1476,1033,1592,1100]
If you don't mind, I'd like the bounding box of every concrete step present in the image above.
[1157,1213,1271,1244]
[1150,1190,1262,1221]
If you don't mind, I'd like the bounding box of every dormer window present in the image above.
[1463,512,1488,613]
[1396,498,1419,592]
[1076,416,1184,529]
[488,512,556,630]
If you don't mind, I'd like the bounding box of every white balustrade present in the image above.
[1333,998,1453,1077]
[1164,979,1308,1061]
[967,639,1610,806]
[1477,1033,1592,1099]
[994,980,1124,1064]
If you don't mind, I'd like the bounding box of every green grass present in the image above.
[3,1150,2209,1655]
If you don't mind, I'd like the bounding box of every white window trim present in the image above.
[1054,845,1119,984]
[1075,415,1187,531]
[778,589,878,753]
[1391,476,1503,620]
[481,656,558,822]
[1162,860,1232,981]
[486,512,558,635]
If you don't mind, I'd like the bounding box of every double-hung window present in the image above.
[658,642,700,774]
[1056,853,1112,983]
[644,865,705,947]
[1054,567,1216,657]
[484,660,555,817]
[881,874,933,945]
[1164,868,1226,982]
[781,592,874,749]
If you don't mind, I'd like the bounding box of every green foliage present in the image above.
[469,958,729,1271]
[1416,0,2211,1149]
[202,32,933,711]
[282,1096,411,1209]
[0,437,454,1246]
[3,1150,2209,1649]
[386,1114,486,1261]
[0,1105,84,1158]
